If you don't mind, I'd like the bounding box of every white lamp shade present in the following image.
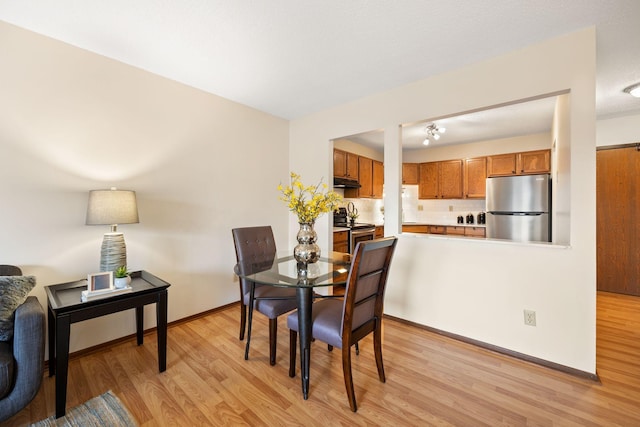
[86,189,139,225]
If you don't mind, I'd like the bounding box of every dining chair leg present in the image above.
[269,318,277,366]
[289,329,297,377]
[239,302,247,340]
[342,345,357,412]
[245,285,256,360]
[373,324,386,383]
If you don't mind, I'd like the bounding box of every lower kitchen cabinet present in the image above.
[464,227,486,237]
[402,224,430,233]
[429,225,447,235]
[445,226,465,236]
[402,224,486,238]
[333,230,348,253]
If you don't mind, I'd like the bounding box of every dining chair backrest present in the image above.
[0,265,22,276]
[341,237,397,341]
[232,226,277,295]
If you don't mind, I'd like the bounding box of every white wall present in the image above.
[0,21,289,353]
[290,29,597,373]
[596,112,640,147]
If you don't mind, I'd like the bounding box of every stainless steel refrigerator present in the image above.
[486,174,551,242]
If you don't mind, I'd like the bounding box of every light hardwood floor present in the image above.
[5,291,640,426]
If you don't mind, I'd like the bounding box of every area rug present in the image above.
[30,390,138,426]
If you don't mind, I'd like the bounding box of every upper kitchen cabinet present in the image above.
[347,156,384,198]
[464,157,487,199]
[372,160,384,198]
[419,160,463,199]
[333,149,359,179]
[519,149,551,175]
[487,149,550,177]
[402,163,419,185]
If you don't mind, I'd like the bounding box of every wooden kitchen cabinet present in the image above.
[402,163,419,185]
[419,160,463,199]
[418,162,439,199]
[487,149,550,177]
[358,156,373,197]
[402,224,430,233]
[429,225,447,235]
[487,153,517,176]
[464,157,487,199]
[375,226,384,238]
[333,149,359,179]
[333,230,348,253]
[372,160,384,198]
[519,150,550,174]
[464,227,486,238]
[347,156,383,199]
[446,226,466,236]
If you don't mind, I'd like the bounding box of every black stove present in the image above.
[334,208,376,253]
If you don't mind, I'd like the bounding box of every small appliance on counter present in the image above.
[466,213,474,224]
[477,212,486,224]
[334,207,348,226]
[457,215,464,224]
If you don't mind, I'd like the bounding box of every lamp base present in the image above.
[100,232,127,272]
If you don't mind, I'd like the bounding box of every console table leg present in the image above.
[55,315,70,418]
[136,306,144,345]
[157,290,168,372]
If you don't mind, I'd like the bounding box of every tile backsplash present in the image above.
[340,185,486,225]
[401,185,486,225]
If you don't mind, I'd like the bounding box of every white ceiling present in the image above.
[1,1,639,143]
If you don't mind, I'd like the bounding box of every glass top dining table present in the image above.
[234,251,351,288]
[234,251,351,400]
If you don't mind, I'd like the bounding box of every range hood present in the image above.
[333,177,361,189]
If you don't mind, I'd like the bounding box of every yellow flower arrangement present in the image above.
[278,172,342,224]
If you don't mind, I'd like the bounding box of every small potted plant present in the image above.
[114,265,131,289]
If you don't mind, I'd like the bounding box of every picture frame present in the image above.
[87,271,113,292]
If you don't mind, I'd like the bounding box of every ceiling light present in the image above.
[623,82,640,98]
[424,122,446,144]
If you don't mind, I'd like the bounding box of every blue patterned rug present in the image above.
[30,390,137,426]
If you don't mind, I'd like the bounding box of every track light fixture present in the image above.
[623,82,640,98]
[423,123,446,145]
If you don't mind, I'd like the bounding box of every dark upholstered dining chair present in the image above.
[287,236,398,412]
[232,226,298,365]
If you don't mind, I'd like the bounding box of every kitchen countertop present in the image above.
[334,223,486,232]
[403,222,486,228]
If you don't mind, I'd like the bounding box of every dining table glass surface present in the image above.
[234,251,351,289]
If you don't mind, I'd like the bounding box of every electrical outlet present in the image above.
[523,309,536,326]
[418,205,424,211]
[448,205,453,212]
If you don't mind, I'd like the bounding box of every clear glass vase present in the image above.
[294,222,320,265]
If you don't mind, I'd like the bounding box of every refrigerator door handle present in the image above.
[489,212,546,216]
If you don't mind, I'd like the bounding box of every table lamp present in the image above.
[86,188,139,272]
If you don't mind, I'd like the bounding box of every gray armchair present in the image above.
[0,265,45,423]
